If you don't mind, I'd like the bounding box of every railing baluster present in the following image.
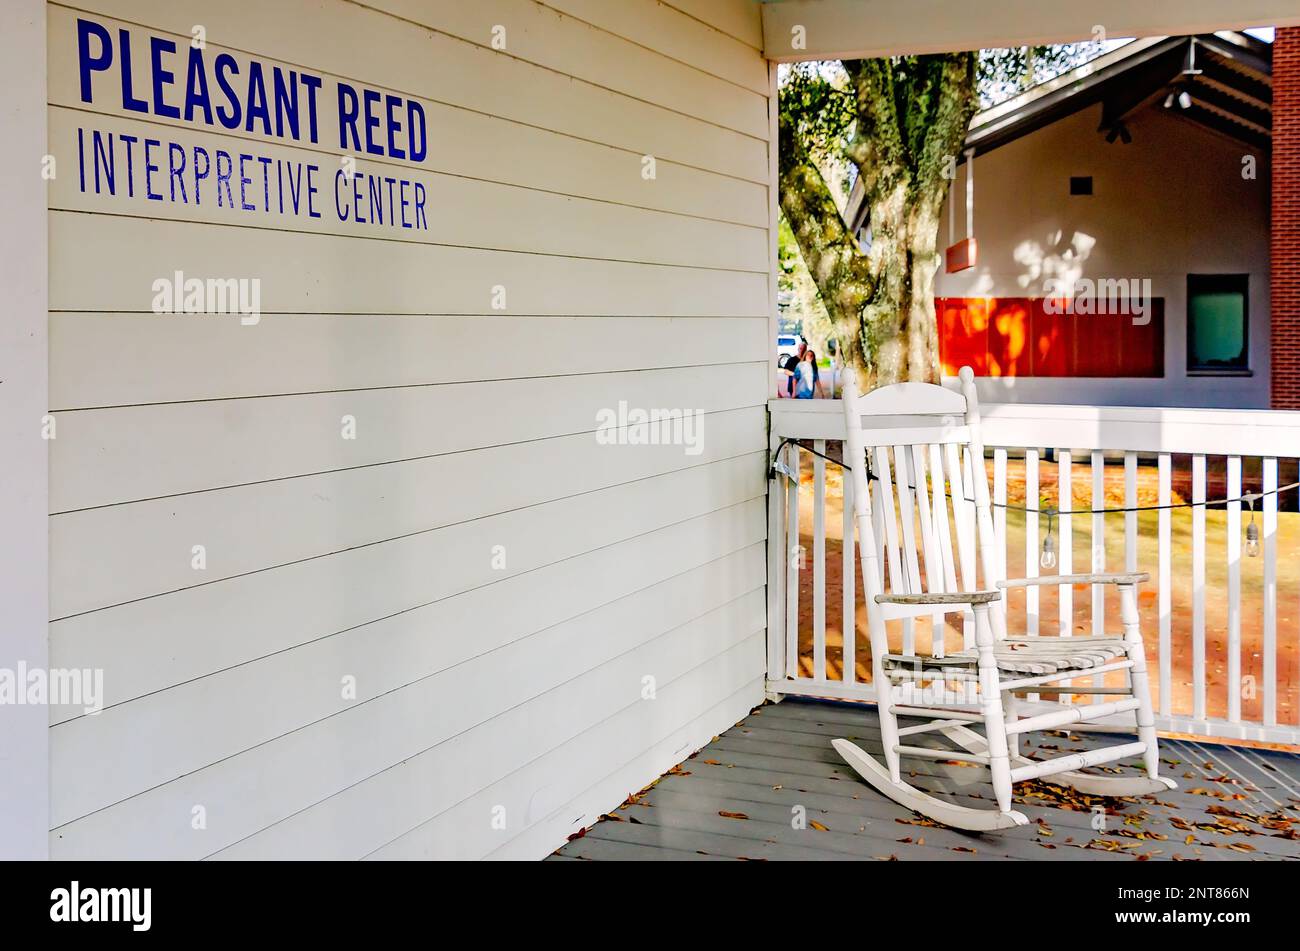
[1091,451,1106,638]
[813,440,827,681]
[1059,450,1072,637]
[1192,454,1206,722]
[1025,449,1039,636]
[1121,453,1137,707]
[1226,455,1241,723]
[786,442,801,680]
[1124,453,1138,574]
[1056,450,1073,704]
[994,448,1007,610]
[1263,457,1277,727]
[843,471,856,685]
[1157,453,1172,718]
[1086,452,1107,691]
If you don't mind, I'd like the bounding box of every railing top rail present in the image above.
[768,398,1300,458]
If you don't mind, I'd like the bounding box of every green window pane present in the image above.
[1188,277,1247,370]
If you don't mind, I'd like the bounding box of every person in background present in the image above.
[794,349,817,399]
[776,352,796,397]
[806,348,827,398]
[787,337,822,398]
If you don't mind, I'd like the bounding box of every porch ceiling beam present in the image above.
[1187,77,1272,131]
[1197,72,1272,112]
[1198,58,1274,106]
[760,0,1300,62]
[1180,103,1272,150]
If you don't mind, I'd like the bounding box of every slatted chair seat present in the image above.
[883,636,1129,676]
[828,366,1175,832]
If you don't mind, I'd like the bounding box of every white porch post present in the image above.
[0,0,50,860]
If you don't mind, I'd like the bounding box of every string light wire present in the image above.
[769,439,1300,519]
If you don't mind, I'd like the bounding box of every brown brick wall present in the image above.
[1272,27,1300,407]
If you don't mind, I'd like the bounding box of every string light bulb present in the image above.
[1244,494,1261,558]
[1040,507,1058,570]
[1040,531,1057,570]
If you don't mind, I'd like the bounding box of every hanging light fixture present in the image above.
[1163,40,1201,112]
[1244,494,1261,558]
[945,148,978,273]
[1040,507,1058,570]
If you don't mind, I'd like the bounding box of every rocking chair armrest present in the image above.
[875,590,1002,606]
[997,572,1149,589]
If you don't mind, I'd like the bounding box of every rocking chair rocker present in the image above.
[833,366,1175,831]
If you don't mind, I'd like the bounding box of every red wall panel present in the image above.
[988,298,1031,377]
[938,296,1164,378]
[939,297,989,376]
[1030,299,1072,376]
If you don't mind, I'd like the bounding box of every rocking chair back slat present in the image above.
[893,446,924,595]
[927,443,959,598]
[944,443,978,592]
[873,446,906,597]
[909,444,948,655]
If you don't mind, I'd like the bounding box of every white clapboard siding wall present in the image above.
[47,0,771,859]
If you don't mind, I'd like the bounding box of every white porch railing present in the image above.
[767,397,1300,747]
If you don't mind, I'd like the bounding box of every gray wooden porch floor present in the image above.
[552,698,1300,861]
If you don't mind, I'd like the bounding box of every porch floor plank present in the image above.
[552,698,1300,862]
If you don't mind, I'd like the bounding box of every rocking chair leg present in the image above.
[973,604,1014,815]
[1003,692,1021,758]
[1119,583,1161,781]
[875,653,903,784]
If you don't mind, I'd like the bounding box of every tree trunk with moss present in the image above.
[780,55,979,388]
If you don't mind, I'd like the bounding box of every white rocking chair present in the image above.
[834,366,1176,831]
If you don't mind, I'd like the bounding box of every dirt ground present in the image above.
[789,455,1300,733]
